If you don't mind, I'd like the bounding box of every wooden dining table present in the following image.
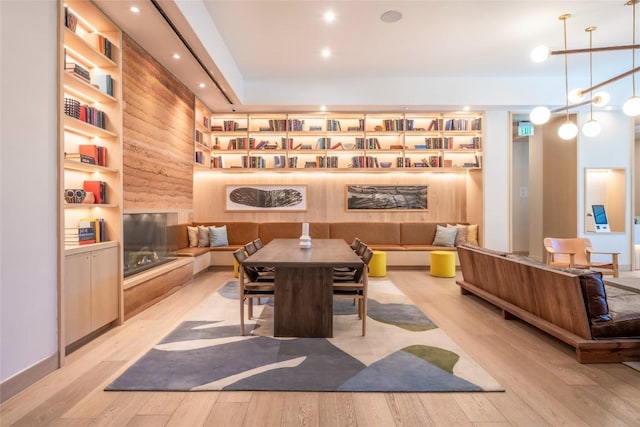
[241,238,366,337]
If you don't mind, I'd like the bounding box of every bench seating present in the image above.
[456,244,640,363]
[168,222,467,271]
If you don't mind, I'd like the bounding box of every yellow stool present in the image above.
[233,259,240,278]
[369,251,387,277]
[430,251,456,278]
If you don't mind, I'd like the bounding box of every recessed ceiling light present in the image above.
[320,105,327,111]
[323,10,336,23]
[463,106,470,111]
[380,10,402,23]
[321,48,331,58]
[130,6,140,14]
[199,83,205,88]
[173,53,180,59]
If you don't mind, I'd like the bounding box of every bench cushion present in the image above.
[330,222,400,246]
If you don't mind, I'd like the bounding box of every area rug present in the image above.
[106,280,503,392]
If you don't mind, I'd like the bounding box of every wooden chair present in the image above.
[233,248,275,335]
[244,241,258,255]
[333,246,373,336]
[543,237,619,278]
[253,238,264,250]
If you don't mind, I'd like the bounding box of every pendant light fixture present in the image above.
[623,0,640,116]
[582,26,602,137]
[558,14,578,140]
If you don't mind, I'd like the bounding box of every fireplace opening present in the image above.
[123,213,175,277]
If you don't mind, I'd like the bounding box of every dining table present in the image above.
[241,238,366,337]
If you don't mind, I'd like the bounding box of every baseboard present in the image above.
[0,353,58,403]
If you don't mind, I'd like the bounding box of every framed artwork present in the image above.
[225,185,307,211]
[346,185,428,210]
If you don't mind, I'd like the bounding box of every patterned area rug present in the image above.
[106,280,503,392]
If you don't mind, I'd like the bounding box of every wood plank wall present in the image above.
[121,34,194,210]
[193,171,474,224]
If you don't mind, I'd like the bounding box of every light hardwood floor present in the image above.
[1,269,639,426]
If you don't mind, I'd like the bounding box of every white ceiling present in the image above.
[94,0,636,113]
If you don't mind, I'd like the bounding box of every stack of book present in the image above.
[65,63,90,83]
[64,152,96,164]
[78,104,106,129]
[65,218,104,246]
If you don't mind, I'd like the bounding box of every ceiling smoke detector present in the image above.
[380,10,402,23]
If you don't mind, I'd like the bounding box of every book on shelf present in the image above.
[210,155,224,168]
[65,152,97,165]
[195,151,204,165]
[83,180,106,204]
[78,144,107,166]
[330,142,343,150]
[316,137,331,149]
[65,62,90,83]
[64,6,78,32]
[85,33,113,60]
[93,74,113,96]
[326,119,341,131]
[280,138,294,149]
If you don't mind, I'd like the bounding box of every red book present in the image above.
[83,180,105,204]
[79,145,98,165]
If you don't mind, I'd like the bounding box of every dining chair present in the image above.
[543,237,619,278]
[335,242,368,277]
[233,248,275,335]
[333,246,373,336]
[245,241,258,255]
[253,238,264,250]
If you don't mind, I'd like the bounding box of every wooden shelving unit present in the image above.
[202,112,483,172]
[59,0,123,356]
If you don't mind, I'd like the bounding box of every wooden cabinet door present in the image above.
[64,253,92,345]
[90,246,119,330]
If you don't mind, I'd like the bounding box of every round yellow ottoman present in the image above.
[369,251,387,277]
[233,259,240,278]
[430,251,456,278]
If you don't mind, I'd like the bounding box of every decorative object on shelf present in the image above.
[64,188,86,204]
[345,185,428,210]
[83,191,95,204]
[225,185,307,211]
[529,2,640,136]
[299,222,312,249]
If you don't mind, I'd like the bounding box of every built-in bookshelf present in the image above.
[203,112,483,172]
[194,98,212,169]
[59,0,123,354]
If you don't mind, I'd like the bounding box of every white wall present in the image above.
[578,111,634,268]
[483,110,510,251]
[1,0,59,383]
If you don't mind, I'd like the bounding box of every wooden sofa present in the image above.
[456,244,640,363]
[167,221,467,273]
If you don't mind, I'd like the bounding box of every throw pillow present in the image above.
[197,225,210,247]
[432,225,457,247]
[209,225,229,247]
[460,223,479,246]
[187,226,199,247]
[448,224,468,246]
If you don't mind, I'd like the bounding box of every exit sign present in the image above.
[518,121,534,136]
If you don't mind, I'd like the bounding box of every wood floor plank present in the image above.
[7,361,124,427]
[125,414,171,427]
[351,393,396,426]
[243,392,285,426]
[165,392,217,427]
[418,394,473,426]
[89,392,152,427]
[281,392,319,427]
[385,393,435,426]
[204,401,248,426]
[136,392,186,416]
[2,270,639,427]
[318,393,356,427]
